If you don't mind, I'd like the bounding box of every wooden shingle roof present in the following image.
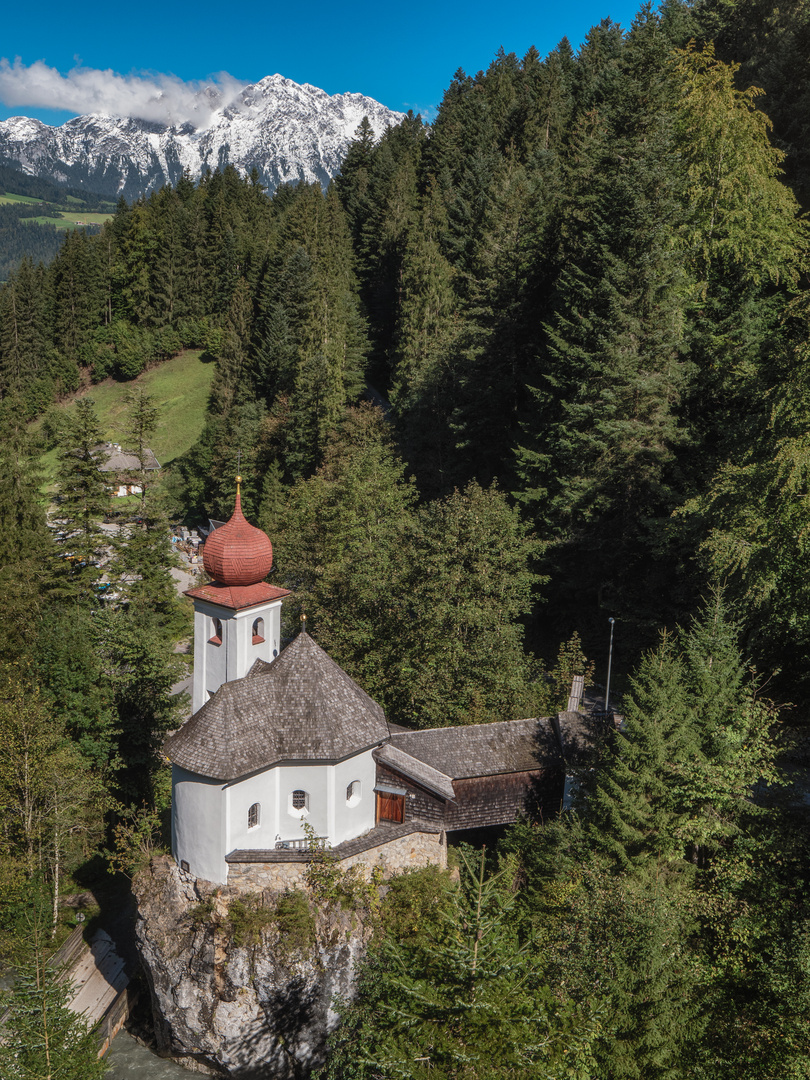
[388,718,562,780]
[164,632,389,780]
[96,444,160,472]
[374,743,456,799]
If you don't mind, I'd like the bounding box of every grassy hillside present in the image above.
[0,174,116,281]
[23,210,113,229]
[39,349,216,487]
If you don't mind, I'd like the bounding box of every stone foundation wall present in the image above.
[339,828,447,877]
[226,829,446,891]
[226,860,310,891]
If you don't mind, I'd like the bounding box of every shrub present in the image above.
[379,866,454,945]
[274,889,316,950]
[228,895,274,947]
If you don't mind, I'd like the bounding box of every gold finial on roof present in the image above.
[301,613,307,633]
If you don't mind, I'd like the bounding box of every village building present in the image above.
[97,442,161,497]
[165,485,589,888]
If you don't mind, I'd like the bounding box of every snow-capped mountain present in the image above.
[0,75,403,198]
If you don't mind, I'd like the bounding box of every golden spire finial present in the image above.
[301,613,307,634]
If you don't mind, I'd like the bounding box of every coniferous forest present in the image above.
[1,0,810,1077]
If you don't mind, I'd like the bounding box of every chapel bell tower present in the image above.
[186,479,289,713]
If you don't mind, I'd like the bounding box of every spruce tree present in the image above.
[54,398,108,598]
[325,851,600,1080]
[393,481,543,728]
[389,185,461,495]
[586,633,697,872]
[0,897,108,1080]
[277,403,417,702]
[0,396,54,655]
[122,385,159,511]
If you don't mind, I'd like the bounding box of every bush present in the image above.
[274,889,316,950]
[379,866,454,945]
[187,895,217,929]
[228,895,274,947]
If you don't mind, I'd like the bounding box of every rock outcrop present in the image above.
[134,855,372,1077]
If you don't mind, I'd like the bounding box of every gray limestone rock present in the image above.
[133,855,370,1077]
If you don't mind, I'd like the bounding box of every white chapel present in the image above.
[165,484,390,884]
[165,484,588,887]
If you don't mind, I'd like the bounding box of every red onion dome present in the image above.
[203,485,273,587]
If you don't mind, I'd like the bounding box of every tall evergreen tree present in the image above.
[325,852,600,1080]
[0,396,54,655]
[54,398,109,598]
[0,896,108,1080]
[392,481,543,728]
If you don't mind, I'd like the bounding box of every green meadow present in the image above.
[39,349,216,487]
[0,192,45,205]
[23,210,113,229]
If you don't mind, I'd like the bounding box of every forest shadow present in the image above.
[71,857,140,970]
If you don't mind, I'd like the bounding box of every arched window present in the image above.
[252,617,265,644]
[289,789,309,817]
[248,802,260,829]
[346,780,361,806]
[209,617,222,645]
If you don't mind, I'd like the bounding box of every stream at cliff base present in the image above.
[106,1030,193,1079]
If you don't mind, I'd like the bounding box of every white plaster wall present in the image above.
[191,598,282,714]
[275,763,332,844]
[225,769,280,852]
[171,766,228,884]
[271,752,377,848]
[332,750,377,845]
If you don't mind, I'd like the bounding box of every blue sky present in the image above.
[0,0,647,127]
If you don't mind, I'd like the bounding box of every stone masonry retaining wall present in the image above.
[226,828,446,891]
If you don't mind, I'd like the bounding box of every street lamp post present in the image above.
[605,617,615,715]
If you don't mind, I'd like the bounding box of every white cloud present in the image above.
[0,59,247,127]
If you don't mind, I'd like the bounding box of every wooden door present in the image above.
[376,791,405,824]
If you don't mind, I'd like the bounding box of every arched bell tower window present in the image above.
[209,617,223,645]
[248,802,260,829]
[252,617,265,644]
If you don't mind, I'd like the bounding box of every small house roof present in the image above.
[388,717,562,780]
[96,443,160,472]
[164,631,390,780]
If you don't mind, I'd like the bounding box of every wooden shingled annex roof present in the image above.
[387,718,563,781]
[164,631,390,780]
[374,743,457,800]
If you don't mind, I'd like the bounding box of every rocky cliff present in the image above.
[133,855,373,1078]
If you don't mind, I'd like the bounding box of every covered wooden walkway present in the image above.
[55,925,136,1056]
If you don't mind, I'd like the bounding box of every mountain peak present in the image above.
[0,75,403,199]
